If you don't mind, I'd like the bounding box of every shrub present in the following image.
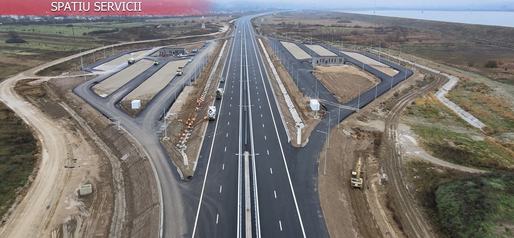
[484,60,498,68]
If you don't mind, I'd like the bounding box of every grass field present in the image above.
[0,16,227,80]
[412,125,514,170]
[254,11,514,84]
[435,173,514,238]
[447,79,514,135]
[405,95,474,129]
[407,161,514,238]
[0,104,37,218]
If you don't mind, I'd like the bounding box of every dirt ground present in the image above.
[317,69,432,238]
[318,120,404,238]
[314,65,380,103]
[0,78,113,238]
[51,76,161,238]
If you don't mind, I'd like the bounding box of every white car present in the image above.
[208,106,216,120]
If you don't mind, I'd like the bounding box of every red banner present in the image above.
[0,0,210,16]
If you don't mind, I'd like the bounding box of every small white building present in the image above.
[310,99,320,111]
[131,100,141,109]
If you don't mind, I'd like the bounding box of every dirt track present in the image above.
[381,75,445,238]
[0,74,68,237]
[319,127,384,238]
[0,74,114,237]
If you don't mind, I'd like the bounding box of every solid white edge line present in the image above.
[249,21,307,238]
[193,40,228,174]
[256,38,292,143]
[191,21,237,238]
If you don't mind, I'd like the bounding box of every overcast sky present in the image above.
[213,0,514,10]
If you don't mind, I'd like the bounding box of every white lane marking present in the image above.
[264,135,267,141]
[244,23,261,238]
[262,124,265,128]
[258,98,260,102]
[226,133,229,138]
[228,121,230,125]
[259,105,262,109]
[270,167,273,175]
[224,146,227,152]
[266,149,269,155]
[260,114,263,118]
[219,185,223,194]
[216,213,219,224]
[279,220,283,231]
[222,163,225,170]
[230,103,232,107]
[231,96,233,100]
[249,24,307,238]
[229,112,231,116]
[237,22,244,238]
[192,36,235,237]
[274,190,277,199]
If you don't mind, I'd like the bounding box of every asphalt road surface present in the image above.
[193,16,307,238]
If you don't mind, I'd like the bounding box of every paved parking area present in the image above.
[94,50,150,71]
[281,41,312,60]
[306,44,337,56]
[123,59,189,101]
[93,59,154,97]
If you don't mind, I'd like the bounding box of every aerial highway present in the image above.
[74,14,411,238]
[192,16,307,238]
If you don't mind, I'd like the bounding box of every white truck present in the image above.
[351,157,364,189]
[208,106,216,120]
[176,66,184,76]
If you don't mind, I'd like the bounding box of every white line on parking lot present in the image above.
[274,190,277,199]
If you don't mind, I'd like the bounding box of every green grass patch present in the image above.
[447,80,514,134]
[412,125,514,170]
[0,104,37,218]
[435,173,514,238]
[405,95,473,129]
